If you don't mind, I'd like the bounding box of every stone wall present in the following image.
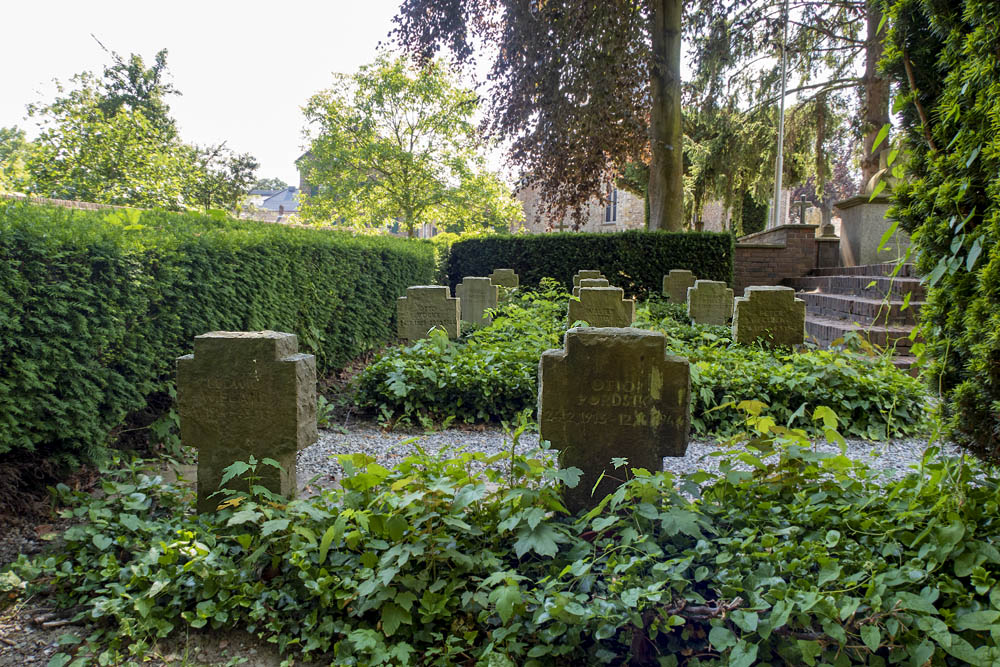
[516,185,645,233]
[1,193,131,212]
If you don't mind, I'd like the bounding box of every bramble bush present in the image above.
[7,407,1000,665]
[355,284,929,439]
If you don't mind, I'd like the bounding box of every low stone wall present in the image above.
[734,224,828,294]
[1,193,130,212]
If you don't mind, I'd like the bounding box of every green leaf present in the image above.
[226,509,262,526]
[966,145,981,168]
[860,624,881,652]
[872,124,890,152]
[319,524,337,564]
[818,559,841,586]
[494,585,521,624]
[967,237,983,271]
[260,519,290,537]
[953,610,1000,632]
[869,180,887,200]
[891,591,938,615]
[47,654,73,667]
[380,601,410,637]
[709,625,737,651]
[219,460,251,486]
[729,640,758,667]
[730,610,758,633]
[91,534,113,551]
[513,523,562,558]
[877,220,900,253]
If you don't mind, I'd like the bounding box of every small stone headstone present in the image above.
[573,269,606,287]
[397,286,460,341]
[663,270,696,304]
[488,268,520,289]
[456,277,499,327]
[177,331,317,514]
[572,277,611,297]
[568,287,636,327]
[732,286,806,347]
[687,280,734,326]
[539,327,691,512]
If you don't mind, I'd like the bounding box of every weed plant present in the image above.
[355,283,929,439]
[5,407,998,665]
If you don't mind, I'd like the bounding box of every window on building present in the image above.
[604,187,618,223]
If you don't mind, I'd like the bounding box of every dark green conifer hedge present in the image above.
[884,0,1000,458]
[0,202,433,465]
[446,230,734,296]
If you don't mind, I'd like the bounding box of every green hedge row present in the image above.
[445,230,734,296]
[884,0,1000,458]
[0,202,434,465]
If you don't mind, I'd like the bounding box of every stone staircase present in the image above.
[783,263,924,370]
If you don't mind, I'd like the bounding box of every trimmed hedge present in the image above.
[884,1,1000,458]
[0,202,434,465]
[445,230,734,296]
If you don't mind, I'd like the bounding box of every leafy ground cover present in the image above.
[3,410,998,666]
[356,283,929,439]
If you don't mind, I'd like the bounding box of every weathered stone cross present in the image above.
[792,195,813,225]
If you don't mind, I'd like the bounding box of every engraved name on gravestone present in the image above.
[488,268,520,289]
[572,277,610,297]
[732,286,806,347]
[687,280,735,326]
[573,269,607,287]
[456,276,499,327]
[568,287,636,328]
[397,286,460,341]
[663,270,697,304]
[177,331,317,514]
[539,328,691,512]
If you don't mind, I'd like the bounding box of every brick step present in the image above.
[805,314,919,354]
[798,292,922,326]
[809,263,918,278]
[785,275,925,301]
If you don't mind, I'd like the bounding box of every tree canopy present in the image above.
[298,54,522,237]
[393,0,686,231]
[15,48,257,211]
[686,0,888,190]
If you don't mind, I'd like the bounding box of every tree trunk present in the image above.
[647,0,685,231]
[861,0,890,190]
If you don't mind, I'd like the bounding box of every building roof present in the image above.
[261,187,299,212]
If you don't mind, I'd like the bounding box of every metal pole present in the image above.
[771,0,790,228]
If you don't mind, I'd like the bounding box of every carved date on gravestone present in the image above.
[539,328,690,512]
[177,331,317,513]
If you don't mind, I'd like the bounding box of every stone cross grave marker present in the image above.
[687,280,734,326]
[572,277,611,297]
[663,270,696,304]
[397,286,460,341]
[732,286,806,347]
[456,276,499,327]
[177,331,317,514]
[573,269,606,288]
[539,327,691,512]
[792,195,813,225]
[568,287,636,328]
[488,268,520,289]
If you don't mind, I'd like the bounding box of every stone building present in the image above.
[517,184,645,233]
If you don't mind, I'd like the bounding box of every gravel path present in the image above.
[297,421,965,491]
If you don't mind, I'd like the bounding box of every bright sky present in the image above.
[0,1,407,186]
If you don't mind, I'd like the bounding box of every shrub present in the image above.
[445,230,734,297]
[355,288,929,439]
[10,412,1000,665]
[0,202,434,465]
[883,0,1000,459]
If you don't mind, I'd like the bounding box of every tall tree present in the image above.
[687,0,889,190]
[0,126,31,193]
[21,49,257,211]
[393,0,686,231]
[299,55,522,237]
